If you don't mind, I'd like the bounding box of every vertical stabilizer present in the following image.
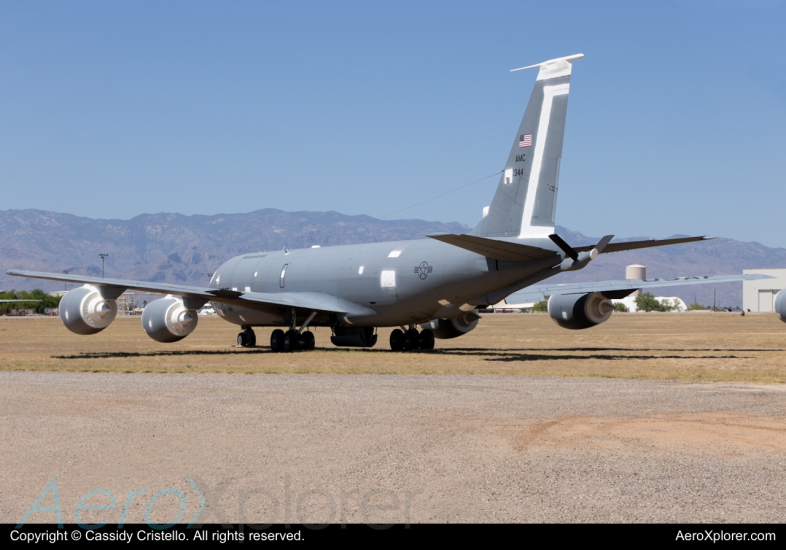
[471,54,582,239]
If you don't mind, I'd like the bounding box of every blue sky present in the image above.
[2,1,784,246]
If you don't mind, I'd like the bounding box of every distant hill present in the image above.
[0,208,469,290]
[2,208,784,308]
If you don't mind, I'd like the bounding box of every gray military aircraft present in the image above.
[7,54,769,351]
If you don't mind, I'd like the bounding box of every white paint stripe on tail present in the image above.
[518,83,569,238]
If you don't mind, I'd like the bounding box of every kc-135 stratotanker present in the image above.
[8,54,774,351]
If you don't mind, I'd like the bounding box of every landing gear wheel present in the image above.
[283,329,301,352]
[270,329,285,352]
[390,329,404,351]
[403,329,420,351]
[419,329,435,350]
[302,331,315,351]
[238,328,256,348]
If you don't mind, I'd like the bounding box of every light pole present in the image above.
[99,254,109,278]
[63,271,68,291]
[207,272,214,282]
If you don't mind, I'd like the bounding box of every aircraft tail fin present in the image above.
[471,54,582,239]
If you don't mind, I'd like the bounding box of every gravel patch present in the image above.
[2,372,785,524]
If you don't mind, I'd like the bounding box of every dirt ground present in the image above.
[1,312,785,382]
[3,313,786,524]
[2,373,786,524]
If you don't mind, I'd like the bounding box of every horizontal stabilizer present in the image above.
[427,233,557,262]
[506,273,773,303]
[575,235,713,255]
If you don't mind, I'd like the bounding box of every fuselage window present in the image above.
[280,264,288,288]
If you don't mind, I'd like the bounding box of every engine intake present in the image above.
[142,295,198,342]
[421,311,480,339]
[60,285,118,335]
[775,290,786,323]
[548,292,614,330]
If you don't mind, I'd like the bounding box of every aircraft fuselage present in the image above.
[209,238,561,328]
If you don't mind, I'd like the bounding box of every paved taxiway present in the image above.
[2,372,785,524]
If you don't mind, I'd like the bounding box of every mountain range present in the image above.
[2,209,784,308]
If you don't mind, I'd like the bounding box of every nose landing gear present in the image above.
[237,327,257,347]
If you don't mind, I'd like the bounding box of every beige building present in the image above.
[743,269,786,312]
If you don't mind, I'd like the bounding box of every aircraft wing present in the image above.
[505,273,773,303]
[0,299,42,303]
[5,270,373,317]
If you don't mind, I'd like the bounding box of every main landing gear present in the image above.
[389,327,434,351]
[237,325,315,352]
[269,310,318,352]
[270,329,315,352]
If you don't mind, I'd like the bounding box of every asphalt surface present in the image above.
[2,372,786,524]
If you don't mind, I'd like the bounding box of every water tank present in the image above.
[626,264,646,297]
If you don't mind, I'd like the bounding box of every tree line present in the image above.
[0,289,62,314]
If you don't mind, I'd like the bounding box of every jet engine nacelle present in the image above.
[775,290,786,324]
[421,311,480,339]
[548,292,614,330]
[60,285,118,335]
[142,295,198,342]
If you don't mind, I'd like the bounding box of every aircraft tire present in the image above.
[419,329,435,350]
[238,328,256,348]
[270,329,285,352]
[390,329,404,351]
[302,331,315,351]
[403,329,420,351]
[283,329,300,352]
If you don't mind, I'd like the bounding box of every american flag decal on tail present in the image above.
[519,134,532,148]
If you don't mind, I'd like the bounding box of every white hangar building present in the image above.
[743,269,786,312]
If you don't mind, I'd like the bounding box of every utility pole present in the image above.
[713,288,716,311]
[207,272,214,282]
[63,271,68,291]
[99,254,109,278]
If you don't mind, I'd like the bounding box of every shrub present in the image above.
[635,292,668,312]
